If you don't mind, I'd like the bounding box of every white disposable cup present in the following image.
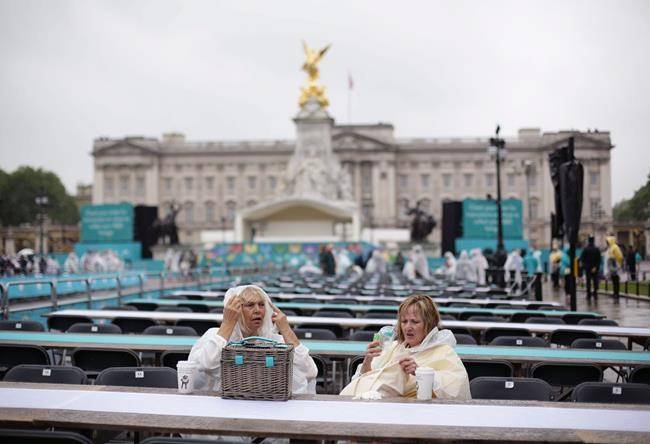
[176,360,197,394]
[415,367,435,400]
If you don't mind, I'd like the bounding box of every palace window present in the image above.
[507,173,515,188]
[119,175,130,194]
[485,173,494,188]
[205,202,215,223]
[248,176,257,190]
[399,174,408,189]
[442,174,452,190]
[268,176,277,191]
[184,177,193,192]
[464,173,473,188]
[163,177,172,193]
[226,201,236,221]
[205,177,214,191]
[590,171,600,187]
[185,202,194,224]
[135,176,145,197]
[226,177,236,193]
[420,174,429,189]
[104,177,114,196]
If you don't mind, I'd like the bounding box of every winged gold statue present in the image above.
[299,40,330,108]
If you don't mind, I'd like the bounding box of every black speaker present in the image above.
[134,205,158,259]
[441,201,463,255]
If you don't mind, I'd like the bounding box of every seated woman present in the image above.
[340,294,471,399]
[188,284,318,394]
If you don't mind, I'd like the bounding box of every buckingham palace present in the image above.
[91,123,613,249]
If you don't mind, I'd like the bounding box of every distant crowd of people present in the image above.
[0,250,125,277]
[163,248,198,278]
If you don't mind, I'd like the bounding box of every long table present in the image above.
[3,331,650,365]
[44,309,650,342]
[1,383,649,442]
[130,298,594,318]
[171,290,563,307]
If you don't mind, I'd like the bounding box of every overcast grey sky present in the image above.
[1,0,648,203]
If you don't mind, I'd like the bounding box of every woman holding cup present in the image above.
[340,294,471,400]
[187,284,318,394]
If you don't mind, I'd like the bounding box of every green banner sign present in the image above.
[462,199,523,239]
[81,204,134,243]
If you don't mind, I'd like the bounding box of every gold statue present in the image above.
[299,40,330,108]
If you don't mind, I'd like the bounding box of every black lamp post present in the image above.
[488,126,506,252]
[34,194,49,256]
[488,126,507,276]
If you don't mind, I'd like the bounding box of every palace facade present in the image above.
[92,125,613,249]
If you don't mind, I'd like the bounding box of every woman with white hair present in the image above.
[188,285,318,394]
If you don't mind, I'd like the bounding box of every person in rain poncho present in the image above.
[442,251,457,282]
[365,249,388,274]
[63,252,80,274]
[604,236,623,299]
[411,245,430,279]
[470,249,489,286]
[299,259,322,275]
[504,249,524,291]
[454,250,477,282]
[340,294,471,400]
[188,285,318,394]
[335,247,352,276]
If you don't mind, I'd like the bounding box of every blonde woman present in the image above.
[341,295,470,399]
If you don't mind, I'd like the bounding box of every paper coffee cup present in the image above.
[176,360,197,394]
[415,367,435,400]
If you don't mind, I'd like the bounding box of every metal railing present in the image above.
[0,265,260,320]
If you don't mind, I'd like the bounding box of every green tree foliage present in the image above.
[613,172,650,222]
[0,166,79,226]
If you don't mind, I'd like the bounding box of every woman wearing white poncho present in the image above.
[188,285,318,394]
[340,295,471,400]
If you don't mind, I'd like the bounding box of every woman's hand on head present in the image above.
[271,304,290,333]
[398,356,417,376]
[222,295,242,327]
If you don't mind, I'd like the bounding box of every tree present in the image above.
[0,166,79,226]
[613,171,650,222]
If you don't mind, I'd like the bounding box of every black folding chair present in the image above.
[509,312,544,323]
[525,317,566,325]
[454,334,477,345]
[530,362,602,400]
[349,330,375,342]
[0,428,93,444]
[577,318,619,326]
[143,325,198,336]
[549,329,599,347]
[294,328,337,340]
[71,348,140,376]
[482,327,530,344]
[467,316,508,323]
[562,313,599,325]
[95,366,177,388]
[571,338,626,350]
[347,355,365,383]
[176,319,218,336]
[102,305,137,311]
[4,364,87,385]
[126,302,159,311]
[156,306,193,313]
[489,336,548,347]
[111,317,157,334]
[47,315,93,332]
[470,376,552,401]
[178,303,209,313]
[0,320,45,332]
[0,344,50,377]
[629,366,650,385]
[571,382,650,404]
[462,359,514,381]
[160,351,190,369]
[67,323,122,334]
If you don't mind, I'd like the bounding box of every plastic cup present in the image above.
[176,360,197,394]
[415,367,435,400]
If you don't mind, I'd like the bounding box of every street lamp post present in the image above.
[34,194,49,256]
[488,126,507,282]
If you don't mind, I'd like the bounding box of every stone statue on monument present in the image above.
[408,199,437,243]
[153,201,180,245]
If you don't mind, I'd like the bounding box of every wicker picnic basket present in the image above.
[221,336,294,401]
